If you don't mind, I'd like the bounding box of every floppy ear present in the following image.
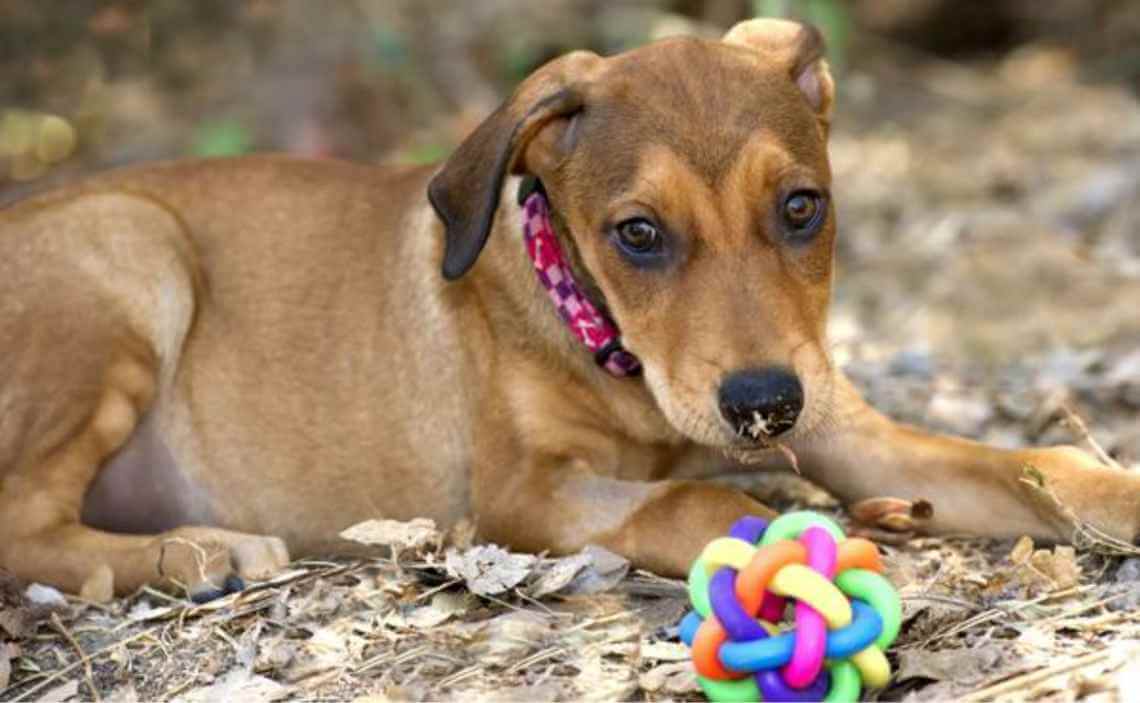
[428,51,602,280]
[723,19,834,128]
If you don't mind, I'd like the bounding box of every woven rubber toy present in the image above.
[679,512,901,702]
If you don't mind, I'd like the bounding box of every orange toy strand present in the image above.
[735,541,807,615]
[732,537,882,618]
[836,538,883,573]
[692,616,748,680]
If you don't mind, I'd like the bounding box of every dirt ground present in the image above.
[2,5,1140,703]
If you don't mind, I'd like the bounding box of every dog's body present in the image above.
[2,20,1138,600]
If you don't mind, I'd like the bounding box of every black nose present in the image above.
[718,367,804,439]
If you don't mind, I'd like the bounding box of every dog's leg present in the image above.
[0,341,288,600]
[797,373,1140,542]
[0,193,289,599]
[475,456,776,576]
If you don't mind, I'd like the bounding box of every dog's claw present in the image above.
[188,575,245,603]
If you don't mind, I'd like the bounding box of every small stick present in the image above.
[961,648,1119,702]
[5,627,154,702]
[1057,404,1122,470]
[50,613,101,703]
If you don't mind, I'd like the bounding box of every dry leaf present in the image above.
[0,642,11,690]
[640,640,690,662]
[339,518,439,553]
[445,545,536,596]
[0,608,36,639]
[106,683,140,703]
[254,639,296,675]
[36,678,80,703]
[1010,535,1035,564]
[562,545,630,595]
[896,644,1004,683]
[528,551,593,598]
[173,668,290,703]
[1029,545,1081,589]
[528,545,630,598]
[470,611,550,666]
[639,661,698,694]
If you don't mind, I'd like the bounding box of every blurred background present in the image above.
[2,0,1140,459]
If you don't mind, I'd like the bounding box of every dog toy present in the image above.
[678,512,901,702]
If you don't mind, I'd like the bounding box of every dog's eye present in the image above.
[782,191,824,234]
[615,218,661,255]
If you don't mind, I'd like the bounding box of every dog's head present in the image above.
[429,19,837,457]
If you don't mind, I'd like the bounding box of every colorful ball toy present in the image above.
[679,512,901,702]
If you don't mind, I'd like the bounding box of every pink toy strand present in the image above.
[782,526,837,688]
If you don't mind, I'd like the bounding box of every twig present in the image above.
[1057,405,1122,470]
[50,613,101,703]
[899,594,985,612]
[961,648,1119,702]
[413,578,462,602]
[918,585,1090,648]
[4,627,154,702]
[438,664,482,688]
[507,646,566,673]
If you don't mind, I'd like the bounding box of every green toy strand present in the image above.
[697,674,762,702]
[823,660,862,702]
[760,511,846,545]
[835,569,902,648]
[689,559,712,618]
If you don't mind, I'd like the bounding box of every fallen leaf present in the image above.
[339,518,439,553]
[173,669,290,703]
[470,611,550,666]
[561,545,630,596]
[36,678,79,703]
[639,661,698,694]
[254,638,296,675]
[640,640,690,662]
[1010,535,1035,564]
[384,590,467,629]
[0,642,11,689]
[896,644,1004,683]
[445,545,536,596]
[106,682,140,703]
[1030,545,1081,589]
[0,608,36,639]
[528,552,593,598]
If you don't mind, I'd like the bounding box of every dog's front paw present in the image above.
[157,529,291,603]
[1015,445,1140,544]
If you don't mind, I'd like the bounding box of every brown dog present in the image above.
[1,19,1138,601]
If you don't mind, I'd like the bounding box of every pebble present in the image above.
[888,348,935,379]
[24,583,66,608]
[1107,558,1140,612]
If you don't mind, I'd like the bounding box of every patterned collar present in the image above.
[518,178,642,377]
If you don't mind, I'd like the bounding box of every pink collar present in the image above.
[519,181,641,377]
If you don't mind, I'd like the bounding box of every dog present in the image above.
[2,19,1138,601]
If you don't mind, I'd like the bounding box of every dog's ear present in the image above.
[428,51,602,280]
[722,19,834,127]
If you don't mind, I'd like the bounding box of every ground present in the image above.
[2,11,1140,703]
